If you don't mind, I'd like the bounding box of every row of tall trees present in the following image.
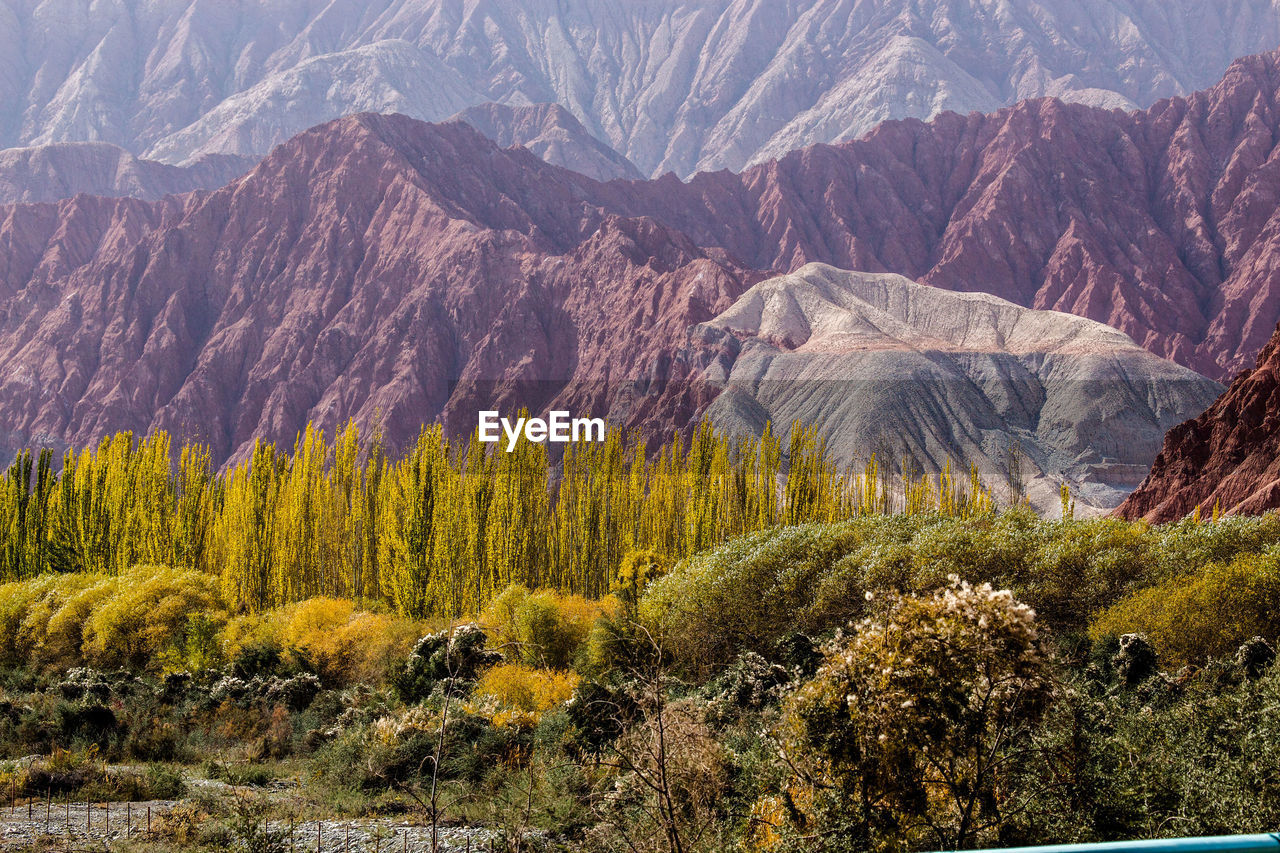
[0,421,994,617]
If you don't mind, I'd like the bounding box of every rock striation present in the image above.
[690,264,1222,516]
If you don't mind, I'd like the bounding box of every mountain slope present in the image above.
[1118,322,1280,522]
[0,143,252,204]
[595,50,1280,380]
[691,264,1222,515]
[0,115,749,467]
[448,103,642,182]
[141,39,485,167]
[5,0,1280,177]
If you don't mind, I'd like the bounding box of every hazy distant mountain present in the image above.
[3,0,1280,177]
[0,142,252,204]
[693,265,1222,515]
[448,103,643,182]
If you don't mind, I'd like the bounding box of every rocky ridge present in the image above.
[4,0,1280,177]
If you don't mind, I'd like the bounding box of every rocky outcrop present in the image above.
[0,143,252,204]
[690,265,1222,515]
[1118,323,1280,522]
[3,0,1280,177]
[448,104,642,182]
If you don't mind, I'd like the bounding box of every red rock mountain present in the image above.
[7,51,1280,466]
[0,116,752,465]
[605,49,1280,383]
[1118,321,1280,522]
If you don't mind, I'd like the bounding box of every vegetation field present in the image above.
[0,424,1278,852]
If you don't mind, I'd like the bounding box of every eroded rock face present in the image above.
[3,0,1279,177]
[688,264,1221,515]
[597,50,1280,381]
[0,115,751,467]
[1118,323,1280,522]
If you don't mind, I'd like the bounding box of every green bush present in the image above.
[1090,551,1280,665]
[642,513,1280,676]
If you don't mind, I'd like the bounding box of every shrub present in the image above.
[81,565,226,670]
[772,579,1052,852]
[639,522,881,676]
[1090,552,1280,666]
[394,624,501,704]
[321,704,510,789]
[268,598,423,686]
[483,586,616,670]
[0,573,100,667]
[641,513,1280,677]
[703,652,792,715]
[230,642,287,680]
[594,699,728,853]
[227,789,288,853]
[563,679,641,758]
[473,664,579,715]
[220,613,283,668]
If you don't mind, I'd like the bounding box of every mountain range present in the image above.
[4,0,1280,178]
[11,45,1280,512]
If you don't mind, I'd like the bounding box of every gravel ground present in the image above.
[0,797,499,851]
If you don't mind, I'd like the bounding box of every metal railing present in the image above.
[963,835,1280,853]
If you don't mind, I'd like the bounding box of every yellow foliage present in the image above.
[42,577,119,666]
[219,612,282,661]
[0,573,97,666]
[482,585,617,669]
[0,566,225,671]
[473,663,579,715]
[1,419,1001,622]
[275,597,423,685]
[81,565,225,669]
[1089,552,1280,665]
[280,597,357,650]
[480,584,531,644]
[743,790,804,852]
